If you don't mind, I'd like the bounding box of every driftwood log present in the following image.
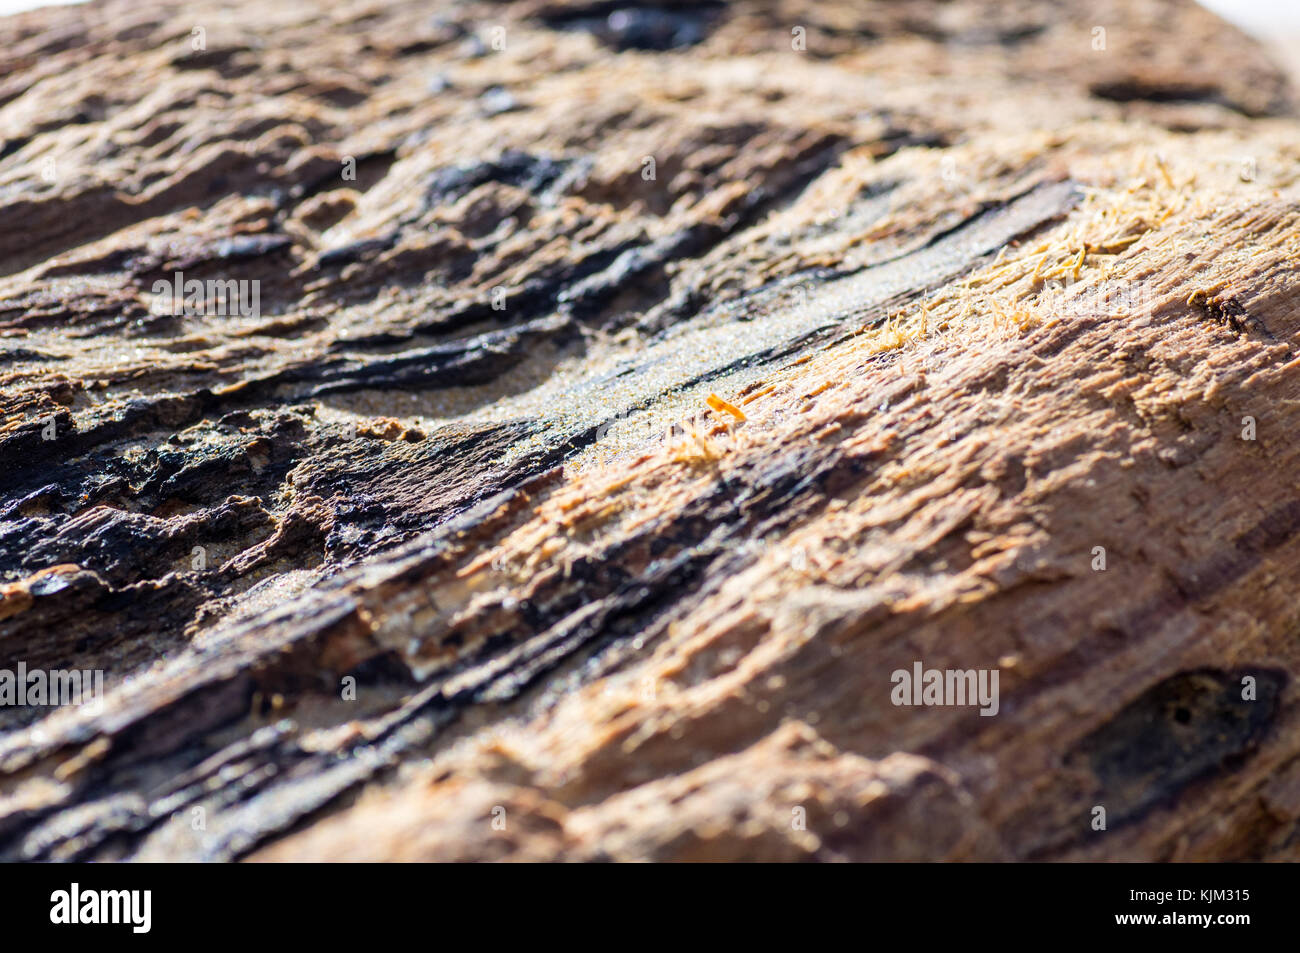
[1,0,1299,862]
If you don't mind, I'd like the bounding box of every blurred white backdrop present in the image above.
[1200,0,1300,78]
[1200,0,1300,33]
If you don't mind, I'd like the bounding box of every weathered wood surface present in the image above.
[0,0,1298,861]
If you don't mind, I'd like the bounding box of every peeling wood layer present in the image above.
[1,0,1299,861]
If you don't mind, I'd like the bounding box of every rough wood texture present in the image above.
[1,0,1298,862]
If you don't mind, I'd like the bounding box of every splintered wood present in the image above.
[0,0,1298,861]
